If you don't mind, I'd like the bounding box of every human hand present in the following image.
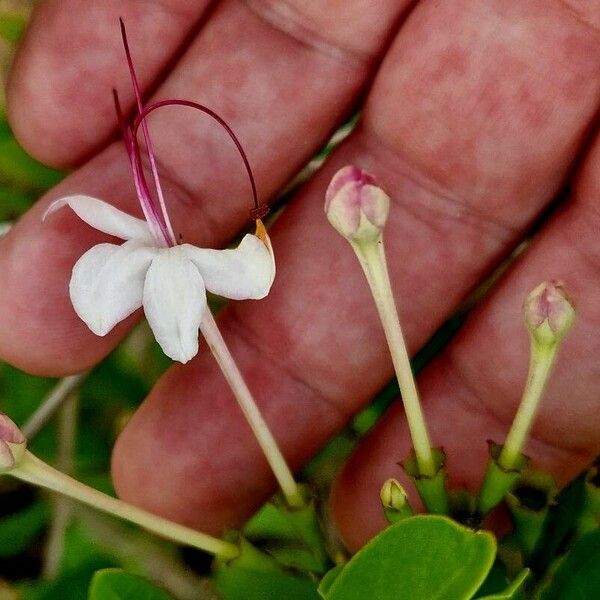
[3,0,600,550]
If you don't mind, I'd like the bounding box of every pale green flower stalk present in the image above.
[0,412,239,560]
[325,166,447,513]
[478,281,575,515]
[200,299,304,509]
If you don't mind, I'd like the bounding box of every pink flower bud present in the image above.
[0,412,26,471]
[523,281,575,346]
[325,166,390,242]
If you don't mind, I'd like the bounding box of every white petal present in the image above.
[70,241,156,336]
[45,195,155,244]
[181,234,275,300]
[143,247,207,363]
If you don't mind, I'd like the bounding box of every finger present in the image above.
[7,0,407,168]
[0,0,407,375]
[331,132,600,550]
[112,0,600,534]
[7,0,212,167]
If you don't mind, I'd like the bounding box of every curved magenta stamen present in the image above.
[133,99,267,219]
[113,89,171,246]
[119,19,176,246]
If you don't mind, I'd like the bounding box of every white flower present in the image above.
[43,25,277,364]
[44,195,275,363]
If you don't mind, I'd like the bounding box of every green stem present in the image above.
[352,239,435,477]
[499,341,558,470]
[10,451,239,560]
[200,311,304,509]
[43,394,78,579]
[23,372,89,439]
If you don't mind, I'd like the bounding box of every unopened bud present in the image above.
[0,413,26,471]
[325,165,390,243]
[380,478,414,523]
[380,478,408,510]
[523,281,575,346]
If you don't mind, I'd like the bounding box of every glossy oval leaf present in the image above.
[540,529,600,600]
[88,569,174,600]
[326,516,496,600]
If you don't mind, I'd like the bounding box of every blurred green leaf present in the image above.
[88,569,174,600]
[0,501,47,558]
[540,529,600,599]
[60,522,118,574]
[18,562,114,600]
[0,136,63,191]
[475,563,521,598]
[0,184,34,218]
[0,12,27,44]
[326,516,496,600]
[475,569,529,599]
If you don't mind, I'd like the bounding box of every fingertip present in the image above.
[6,9,115,168]
[6,1,202,168]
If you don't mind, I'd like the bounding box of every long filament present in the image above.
[134,99,267,220]
[112,89,170,246]
[119,19,176,246]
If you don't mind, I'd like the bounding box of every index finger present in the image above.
[7,0,408,168]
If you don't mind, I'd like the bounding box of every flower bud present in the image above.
[523,281,575,346]
[380,478,413,523]
[325,165,390,243]
[380,478,408,510]
[0,412,26,471]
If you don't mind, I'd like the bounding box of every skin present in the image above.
[3,0,600,550]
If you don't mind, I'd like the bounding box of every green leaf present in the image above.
[0,136,63,191]
[88,569,175,600]
[475,569,529,599]
[326,516,496,600]
[213,538,320,600]
[0,12,27,44]
[0,501,47,557]
[214,567,320,600]
[318,565,344,598]
[18,562,112,600]
[540,529,600,600]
